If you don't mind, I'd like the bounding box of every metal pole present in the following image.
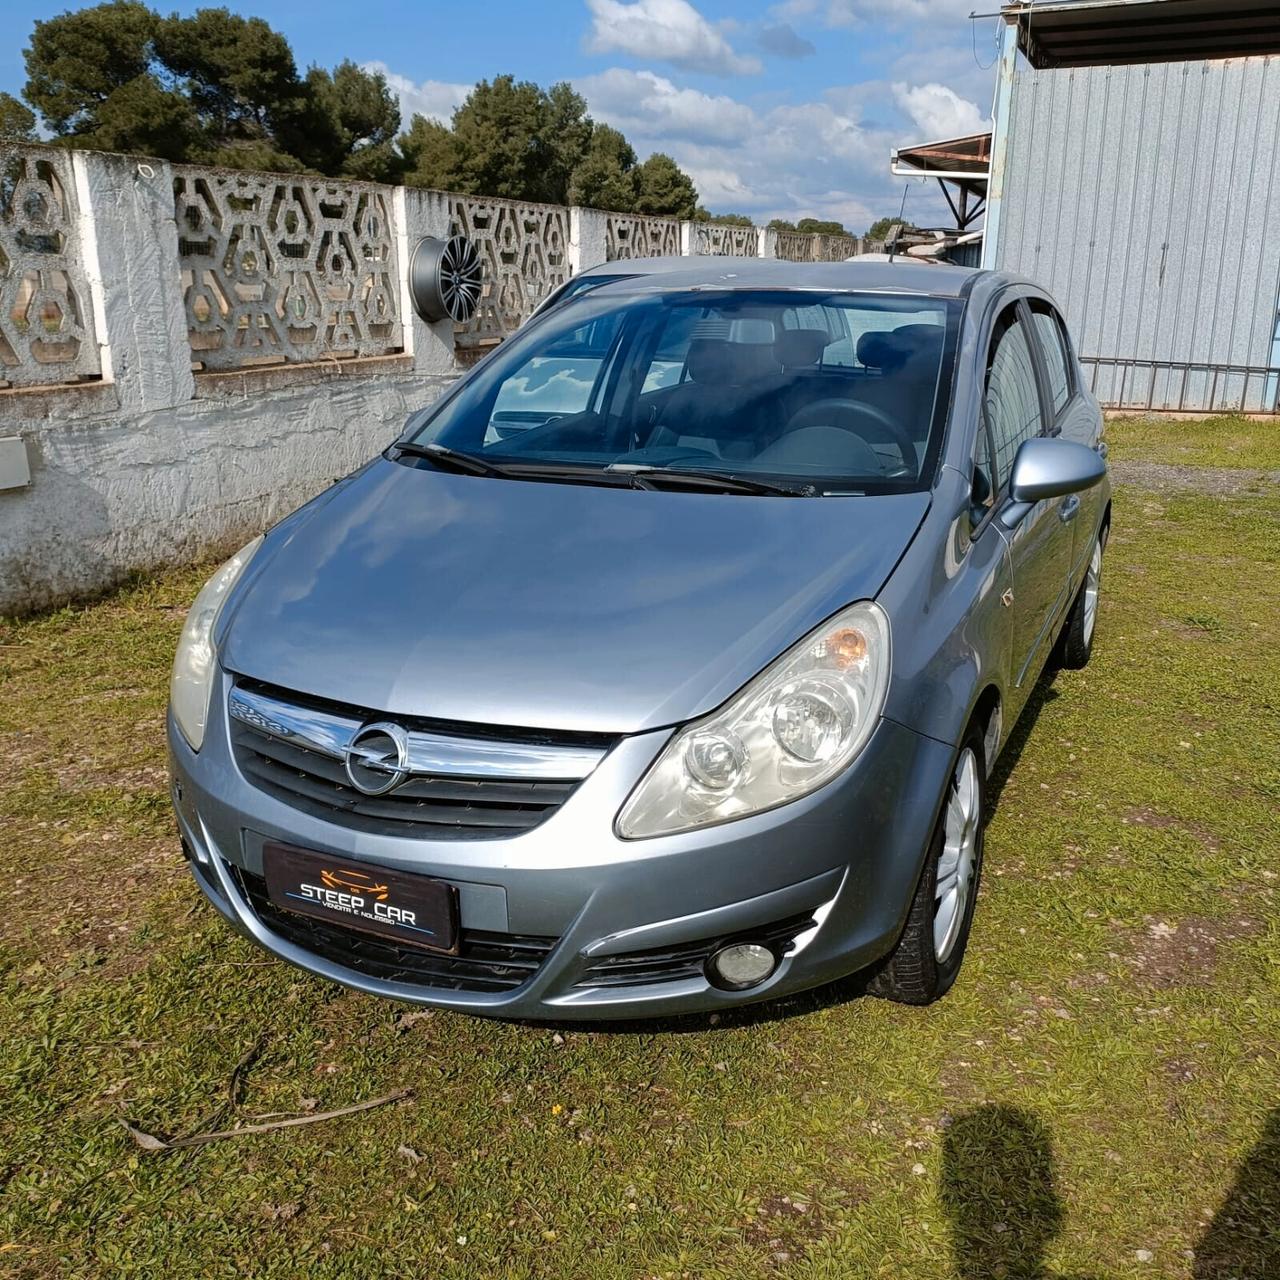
[981,17,1019,270]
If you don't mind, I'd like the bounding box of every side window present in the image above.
[1030,302,1072,414]
[984,305,1045,492]
[971,418,995,520]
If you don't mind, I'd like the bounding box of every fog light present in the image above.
[707,941,778,991]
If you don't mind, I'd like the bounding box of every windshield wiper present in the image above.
[393,442,633,487]
[606,463,816,497]
[393,444,812,495]
[391,440,508,477]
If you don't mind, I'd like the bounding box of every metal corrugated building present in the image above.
[983,0,1280,413]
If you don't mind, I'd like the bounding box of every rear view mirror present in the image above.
[1002,438,1106,526]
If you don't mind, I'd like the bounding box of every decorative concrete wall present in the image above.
[0,141,888,612]
[0,148,456,614]
[0,147,100,389]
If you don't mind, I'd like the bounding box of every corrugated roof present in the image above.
[1005,0,1280,69]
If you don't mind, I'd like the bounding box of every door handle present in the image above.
[1060,494,1081,522]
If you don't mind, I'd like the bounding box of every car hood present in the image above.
[221,460,929,734]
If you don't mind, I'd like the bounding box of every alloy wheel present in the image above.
[1083,539,1103,644]
[934,746,980,963]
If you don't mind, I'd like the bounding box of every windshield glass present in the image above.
[408,288,960,493]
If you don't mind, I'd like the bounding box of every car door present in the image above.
[1027,298,1104,585]
[983,300,1073,696]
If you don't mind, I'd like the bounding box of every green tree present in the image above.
[544,82,593,203]
[21,0,400,175]
[399,114,461,189]
[796,217,847,236]
[0,92,38,143]
[633,152,697,219]
[297,60,402,181]
[23,0,164,138]
[79,73,201,158]
[768,218,797,232]
[152,7,301,161]
[694,208,753,226]
[867,216,915,242]
[567,124,637,212]
[445,75,562,202]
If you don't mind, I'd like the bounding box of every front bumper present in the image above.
[169,677,954,1020]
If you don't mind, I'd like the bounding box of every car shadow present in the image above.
[938,1103,1280,1279]
[985,668,1062,821]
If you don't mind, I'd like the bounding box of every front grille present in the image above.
[576,912,817,989]
[234,867,558,993]
[229,679,611,839]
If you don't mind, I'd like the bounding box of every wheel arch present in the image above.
[968,683,1004,777]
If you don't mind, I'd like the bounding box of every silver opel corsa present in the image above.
[168,259,1110,1018]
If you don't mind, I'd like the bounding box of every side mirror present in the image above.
[1002,437,1106,527]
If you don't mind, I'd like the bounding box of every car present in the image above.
[530,255,691,318]
[168,258,1110,1019]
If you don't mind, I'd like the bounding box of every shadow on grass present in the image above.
[941,1104,1101,1280]
[939,1104,1280,1279]
[985,667,1061,820]
[1193,1109,1280,1278]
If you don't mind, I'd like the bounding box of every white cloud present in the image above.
[584,0,763,76]
[363,61,471,125]
[892,81,987,140]
[578,68,757,145]
[578,68,904,227]
[812,0,975,23]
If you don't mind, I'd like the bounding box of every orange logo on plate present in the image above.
[320,867,390,901]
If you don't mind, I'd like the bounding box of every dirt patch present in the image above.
[1109,460,1279,495]
[1121,914,1260,988]
[1121,806,1221,852]
[744,1192,827,1268]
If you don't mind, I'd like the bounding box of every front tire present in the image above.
[866,727,987,1006]
[1059,527,1106,669]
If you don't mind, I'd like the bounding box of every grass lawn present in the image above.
[1104,412,1280,471]
[1,418,1277,1279]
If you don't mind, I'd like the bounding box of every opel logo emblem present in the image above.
[344,721,410,795]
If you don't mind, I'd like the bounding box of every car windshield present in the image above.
[406,287,961,494]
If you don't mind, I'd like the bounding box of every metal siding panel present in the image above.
[998,62,1037,274]
[995,52,1280,412]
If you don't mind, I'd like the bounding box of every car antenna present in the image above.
[887,183,909,264]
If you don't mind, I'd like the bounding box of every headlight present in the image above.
[617,600,891,838]
[169,536,262,750]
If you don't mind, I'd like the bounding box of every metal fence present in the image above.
[1081,356,1280,415]
[0,145,100,389]
[991,54,1280,417]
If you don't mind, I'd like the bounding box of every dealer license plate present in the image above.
[262,842,458,953]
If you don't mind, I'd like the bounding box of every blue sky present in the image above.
[3,0,1002,230]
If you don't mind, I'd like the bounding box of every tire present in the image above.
[1059,525,1107,670]
[866,725,987,1006]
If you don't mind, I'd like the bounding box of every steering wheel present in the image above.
[783,399,918,475]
